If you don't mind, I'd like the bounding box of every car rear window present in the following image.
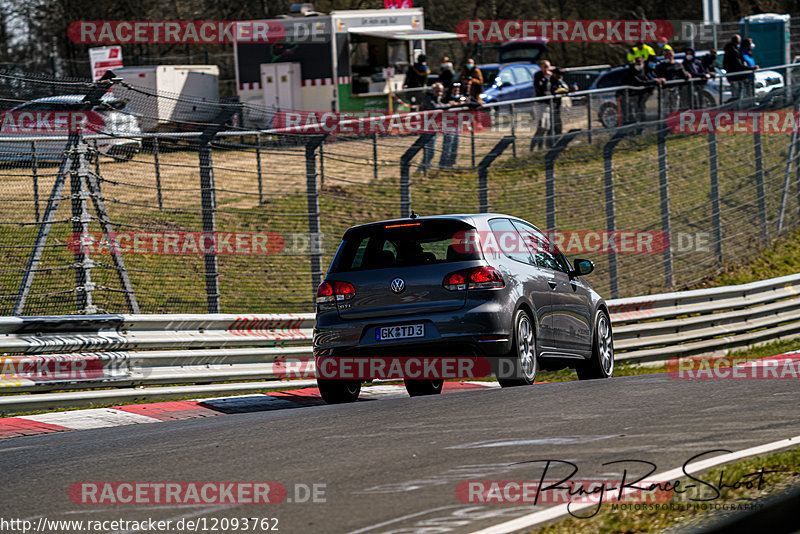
[329,220,481,272]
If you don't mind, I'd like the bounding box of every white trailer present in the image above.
[112,65,220,131]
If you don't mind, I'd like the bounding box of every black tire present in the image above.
[599,102,619,128]
[497,309,538,387]
[404,379,444,397]
[317,379,361,404]
[700,90,717,109]
[577,310,614,380]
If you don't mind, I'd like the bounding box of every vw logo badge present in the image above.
[390,278,405,294]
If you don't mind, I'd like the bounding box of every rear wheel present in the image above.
[404,379,443,397]
[317,379,361,403]
[577,310,614,380]
[498,309,537,387]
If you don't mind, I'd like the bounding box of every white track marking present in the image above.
[468,434,800,534]
[21,408,160,430]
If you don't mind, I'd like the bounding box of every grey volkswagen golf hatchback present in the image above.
[313,214,613,403]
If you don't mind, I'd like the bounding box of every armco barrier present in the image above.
[2,274,800,411]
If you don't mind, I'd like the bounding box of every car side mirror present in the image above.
[501,81,513,88]
[570,259,594,277]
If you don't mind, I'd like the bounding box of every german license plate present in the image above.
[375,324,424,341]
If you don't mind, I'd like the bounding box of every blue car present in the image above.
[478,63,541,104]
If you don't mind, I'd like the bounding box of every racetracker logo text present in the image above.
[68,21,296,44]
[0,111,104,134]
[310,356,493,380]
[456,20,673,43]
[272,110,491,135]
[668,111,800,134]
[666,354,800,379]
[456,480,673,504]
[451,230,671,255]
[69,232,323,255]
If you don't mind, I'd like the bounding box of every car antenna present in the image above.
[410,210,418,219]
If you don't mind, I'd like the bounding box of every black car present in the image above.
[313,214,613,403]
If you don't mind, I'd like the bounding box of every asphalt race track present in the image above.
[1,373,799,533]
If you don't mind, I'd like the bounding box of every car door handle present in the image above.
[548,280,558,290]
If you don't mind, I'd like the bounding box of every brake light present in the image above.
[443,267,505,291]
[443,272,467,291]
[317,280,356,304]
[317,281,334,303]
[333,281,356,301]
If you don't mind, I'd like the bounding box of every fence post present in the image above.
[197,106,236,313]
[777,127,796,233]
[471,127,476,167]
[753,131,768,243]
[477,136,516,213]
[305,135,326,294]
[544,130,581,233]
[587,94,593,144]
[373,133,378,181]
[153,136,163,210]
[12,77,114,315]
[708,132,723,267]
[71,142,95,313]
[510,103,517,158]
[30,141,40,223]
[602,129,632,299]
[657,128,673,287]
[319,141,325,187]
[85,147,140,314]
[399,133,436,217]
[255,133,264,204]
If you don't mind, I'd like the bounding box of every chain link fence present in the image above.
[1,67,800,315]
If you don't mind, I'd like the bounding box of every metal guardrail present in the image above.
[2,273,800,412]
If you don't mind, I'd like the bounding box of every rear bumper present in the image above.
[314,299,512,358]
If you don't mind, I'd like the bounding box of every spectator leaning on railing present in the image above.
[683,47,713,107]
[740,38,759,100]
[723,35,756,103]
[417,82,462,171]
[531,60,554,151]
[622,56,665,126]
[551,67,577,139]
[458,59,484,100]
[655,49,690,114]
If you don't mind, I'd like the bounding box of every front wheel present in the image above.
[498,309,538,387]
[317,379,361,403]
[404,379,443,397]
[599,102,619,128]
[577,310,614,380]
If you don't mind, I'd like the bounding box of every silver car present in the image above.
[313,214,613,403]
[0,94,142,162]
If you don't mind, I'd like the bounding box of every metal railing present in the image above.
[2,272,800,412]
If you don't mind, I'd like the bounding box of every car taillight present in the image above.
[317,281,334,303]
[469,266,504,289]
[317,280,356,304]
[334,281,356,301]
[443,267,504,291]
[443,272,467,291]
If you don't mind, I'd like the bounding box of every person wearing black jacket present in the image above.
[622,57,665,125]
[683,47,713,108]
[531,60,553,150]
[404,54,430,89]
[439,57,455,97]
[655,49,690,114]
[723,35,751,103]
